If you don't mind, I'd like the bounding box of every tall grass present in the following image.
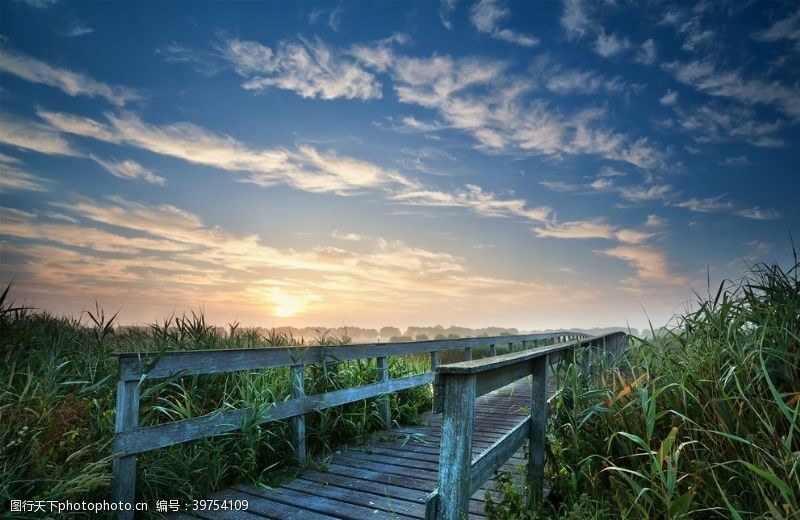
[0,290,432,516]
[486,258,799,519]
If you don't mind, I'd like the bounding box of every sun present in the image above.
[267,288,314,318]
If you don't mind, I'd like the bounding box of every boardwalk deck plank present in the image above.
[175,378,545,519]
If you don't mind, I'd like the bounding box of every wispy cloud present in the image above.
[752,9,800,51]
[534,217,657,244]
[660,90,679,106]
[219,37,382,100]
[675,195,780,220]
[721,155,750,166]
[470,0,539,47]
[0,113,78,156]
[38,108,405,194]
[90,155,167,185]
[664,59,800,120]
[618,184,673,202]
[0,45,139,106]
[392,184,552,223]
[635,38,657,64]
[560,0,591,40]
[665,102,784,147]
[0,153,50,192]
[599,245,686,285]
[593,31,629,58]
[156,42,225,76]
[439,0,458,29]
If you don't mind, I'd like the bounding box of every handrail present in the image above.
[424,331,628,520]
[110,330,587,519]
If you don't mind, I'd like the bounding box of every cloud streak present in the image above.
[0,45,139,106]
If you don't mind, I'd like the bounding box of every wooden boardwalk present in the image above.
[175,378,549,520]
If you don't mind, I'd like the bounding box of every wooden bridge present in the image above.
[112,331,628,519]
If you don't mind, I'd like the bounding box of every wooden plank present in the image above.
[435,373,476,520]
[111,379,139,520]
[236,484,415,520]
[281,477,423,517]
[469,418,530,495]
[316,462,489,518]
[214,487,342,519]
[116,372,433,456]
[115,332,582,381]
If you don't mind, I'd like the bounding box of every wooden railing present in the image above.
[111,330,586,518]
[424,331,628,520]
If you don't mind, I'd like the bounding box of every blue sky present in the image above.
[0,0,797,330]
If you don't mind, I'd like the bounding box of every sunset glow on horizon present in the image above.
[1,1,798,332]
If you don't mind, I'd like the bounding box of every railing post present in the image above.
[112,378,139,520]
[464,346,473,361]
[290,364,306,466]
[376,356,391,429]
[508,341,514,353]
[489,343,497,357]
[437,372,476,520]
[527,354,548,510]
[432,351,442,414]
[522,340,528,350]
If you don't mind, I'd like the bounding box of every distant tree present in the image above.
[433,333,447,340]
[380,326,402,340]
[389,335,413,343]
[415,334,429,341]
[447,333,460,339]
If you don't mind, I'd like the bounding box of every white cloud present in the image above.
[545,68,628,95]
[61,22,94,38]
[157,42,225,76]
[636,38,657,64]
[753,9,800,51]
[0,114,78,156]
[0,154,50,192]
[0,46,139,106]
[721,155,750,166]
[735,207,781,220]
[561,0,591,40]
[90,155,167,185]
[668,102,785,147]
[440,0,458,29]
[675,195,734,213]
[331,230,364,242]
[469,0,539,47]
[534,217,657,245]
[534,218,615,240]
[38,109,411,194]
[674,196,778,220]
[664,59,800,120]
[659,90,679,106]
[219,37,382,100]
[392,184,552,223]
[593,31,630,58]
[599,245,686,285]
[618,184,673,202]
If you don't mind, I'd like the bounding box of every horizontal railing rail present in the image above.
[111,330,588,519]
[424,331,629,520]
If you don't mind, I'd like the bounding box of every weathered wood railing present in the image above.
[424,331,628,520]
[111,330,587,518]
